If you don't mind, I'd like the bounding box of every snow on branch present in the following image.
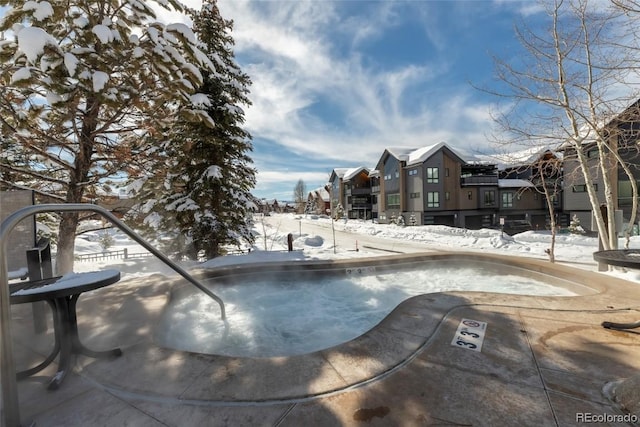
[15,25,59,63]
[22,1,54,21]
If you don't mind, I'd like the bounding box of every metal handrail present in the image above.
[1,203,226,427]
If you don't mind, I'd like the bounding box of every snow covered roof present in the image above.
[309,187,330,201]
[331,168,350,178]
[406,141,480,166]
[385,147,417,162]
[478,146,560,170]
[343,166,370,181]
[498,179,535,188]
[331,167,371,181]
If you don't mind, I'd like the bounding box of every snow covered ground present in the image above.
[68,212,640,357]
[71,213,640,284]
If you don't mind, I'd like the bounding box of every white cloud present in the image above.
[257,170,329,185]
[253,170,331,200]
[216,1,502,167]
[154,1,510,197]
[492,0,545,17]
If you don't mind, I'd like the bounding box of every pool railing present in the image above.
[1,203,226,427]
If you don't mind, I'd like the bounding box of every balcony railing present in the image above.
[461,176,499,186]
[619,197,635,207]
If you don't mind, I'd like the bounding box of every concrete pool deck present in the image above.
[7,253,640,426]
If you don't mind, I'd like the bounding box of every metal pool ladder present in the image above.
[1,203,226,427]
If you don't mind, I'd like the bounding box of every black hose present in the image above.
[602,320,640,330]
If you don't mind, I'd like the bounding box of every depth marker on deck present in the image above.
[451,318,487,352]
[345,266,376,275]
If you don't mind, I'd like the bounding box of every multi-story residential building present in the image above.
[374,147,415,224]
[488,147,565,229]
[562,100,640,230]
[376,142,500,227]
[256,198,281,214]
[305,185,331,215]
[370,170,380,220]
[374,142,553,228]
[329,168,349,217]
[329,167,372,219]
[327,104,640,232]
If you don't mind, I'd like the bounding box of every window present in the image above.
[484,191,495,206]
[445,191,450,201]
[445,168,450,177]
[352,196,368,204]
[572,183,598,192]
[426,167,439,183]
[427,192,440,208]
[395,170,399,178]
[587,148,599,159]
[410,192,420,199]
[619,180,637,207]
[386,193,400,208]
[502,192,514,208]
[467,191,473,200]
[408,169,418,176]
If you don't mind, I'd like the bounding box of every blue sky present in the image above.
[2,0,546,201]
[205,0,547,201]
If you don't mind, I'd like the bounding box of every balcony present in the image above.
[461,175,498,186]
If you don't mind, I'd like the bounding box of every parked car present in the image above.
[502,220,532,236]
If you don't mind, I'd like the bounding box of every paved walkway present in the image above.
[7,254,640,426]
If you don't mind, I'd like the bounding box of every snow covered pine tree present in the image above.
[0,0,216,273]
[132,0,256,260]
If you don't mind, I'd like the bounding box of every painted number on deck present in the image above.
[345,266,376,275]
[451,318,487,352]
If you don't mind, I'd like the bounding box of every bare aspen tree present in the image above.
[485,148,563,262]
[484,0,640,252]
[294,179,306,214]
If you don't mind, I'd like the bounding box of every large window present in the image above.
[502,192,514,208]
[427,192,440,208]
[426,167,439,183]
[619,180,637,207]
[484,191,495,206]
[352,196,369,205]
[386,193,400,208]
[572,183,598,192]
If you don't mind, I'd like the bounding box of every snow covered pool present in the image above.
[154,258,585,358]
